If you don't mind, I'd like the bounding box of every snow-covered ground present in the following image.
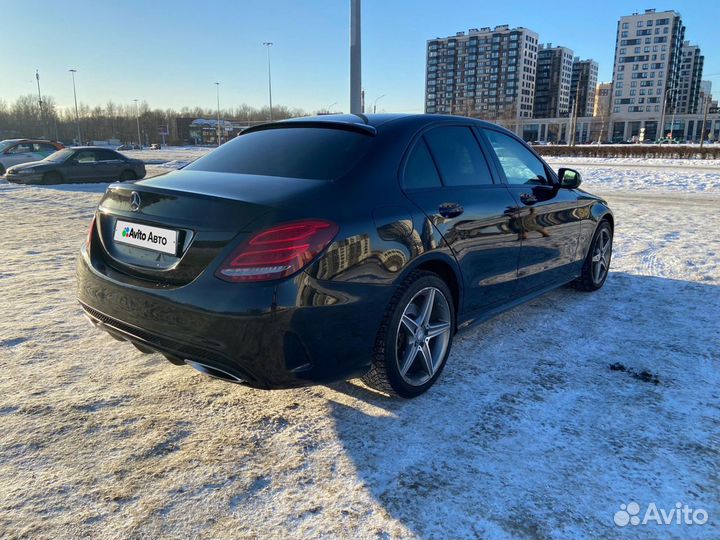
[0,159,718,539]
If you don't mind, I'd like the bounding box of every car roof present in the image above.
[1,138,59,144]
[274,113,511,136]
[68,146,119,151]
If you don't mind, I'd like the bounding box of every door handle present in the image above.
[519,193,537,205]
[438,202,464,218]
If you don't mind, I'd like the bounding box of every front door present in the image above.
[401,125,521,314]
[65,150,101,182]
[480,128,581,293]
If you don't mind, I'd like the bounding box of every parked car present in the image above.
[0,139,63,175]
[655,137,681,144]
[150,143,161,150]
[77,114,613,398]
[5,147,145,184]
[116,144,134,151]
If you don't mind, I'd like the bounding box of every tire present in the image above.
[574,221,613,292]
[0,164,5,176]
[42,171,63,185]
[119,170,137,182]
[363,271,456,398]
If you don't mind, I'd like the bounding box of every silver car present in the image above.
[0,139,64,175]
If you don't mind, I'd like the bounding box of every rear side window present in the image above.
[184,127,373,180]
[33,143,57,153]
[424,127,494,186]
[96,149,121,161]
[403,139,441,189]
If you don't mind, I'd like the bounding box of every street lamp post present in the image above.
[35,70,44,138]
[659,86,675,142]
[700,95,710,149]
[350,0,362,114]
[669,89,678,141]
[372,94,386,114]
[69,69,81,144]
[263,42,274,121]
[133,99,142,148]
[215,82,221,145]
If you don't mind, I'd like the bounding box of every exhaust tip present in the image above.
[185,360,245,384]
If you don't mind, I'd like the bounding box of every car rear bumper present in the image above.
[76,245,392,388]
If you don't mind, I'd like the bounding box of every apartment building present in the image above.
[609,8,685,140]
[675,42,704,114]
[425,25,539,127]
[571,58,599,117]
[533,44,574,118]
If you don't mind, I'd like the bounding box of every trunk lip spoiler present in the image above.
[240,119,377,137]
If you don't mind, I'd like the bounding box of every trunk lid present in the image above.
[94,170,325,285]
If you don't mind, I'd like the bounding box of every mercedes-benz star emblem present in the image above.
[130,191,141,211]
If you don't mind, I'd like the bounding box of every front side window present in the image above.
[403,138,441,189]
[75,151,97,163]
[8,143,31,154]
[423,126,493,186]
[483,129,548,185]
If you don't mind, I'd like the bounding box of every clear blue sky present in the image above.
[2,0,719,114]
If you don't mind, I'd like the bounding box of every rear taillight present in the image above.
[85,215,96,249]
[216,219,338,282]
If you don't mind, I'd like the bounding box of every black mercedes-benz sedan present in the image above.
[6,147,145,184]
[77,114,613,398]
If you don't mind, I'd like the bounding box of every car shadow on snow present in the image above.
[326,272,719,539]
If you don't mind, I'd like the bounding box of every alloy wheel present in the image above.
[591,228,612,284]
[395,286,452,386]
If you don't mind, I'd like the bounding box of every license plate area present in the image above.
[113,219,178,255]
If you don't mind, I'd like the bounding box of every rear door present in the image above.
[95,149,125,181]
[401,125,521,314]
[480,128,581,293]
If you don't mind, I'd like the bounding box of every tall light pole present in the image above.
[700,95,710,149]
[350,0,362,114]
[669,87,678,141]
[659,86,672,141]
[215,82,221,145]
[373,94,386,114]
[133,99,142,147]
[263,42,274,121]
[69,69,81,144]
[35,69,44,138]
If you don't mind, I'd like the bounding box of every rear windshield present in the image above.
[184,127,373,180]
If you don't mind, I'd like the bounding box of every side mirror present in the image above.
[558,168,582,189]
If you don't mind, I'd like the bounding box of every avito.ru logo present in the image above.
[121,226,146,240]
[121,226,168,246]
[614,501,709,527]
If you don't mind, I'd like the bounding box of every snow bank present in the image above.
[0,166,718,539]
